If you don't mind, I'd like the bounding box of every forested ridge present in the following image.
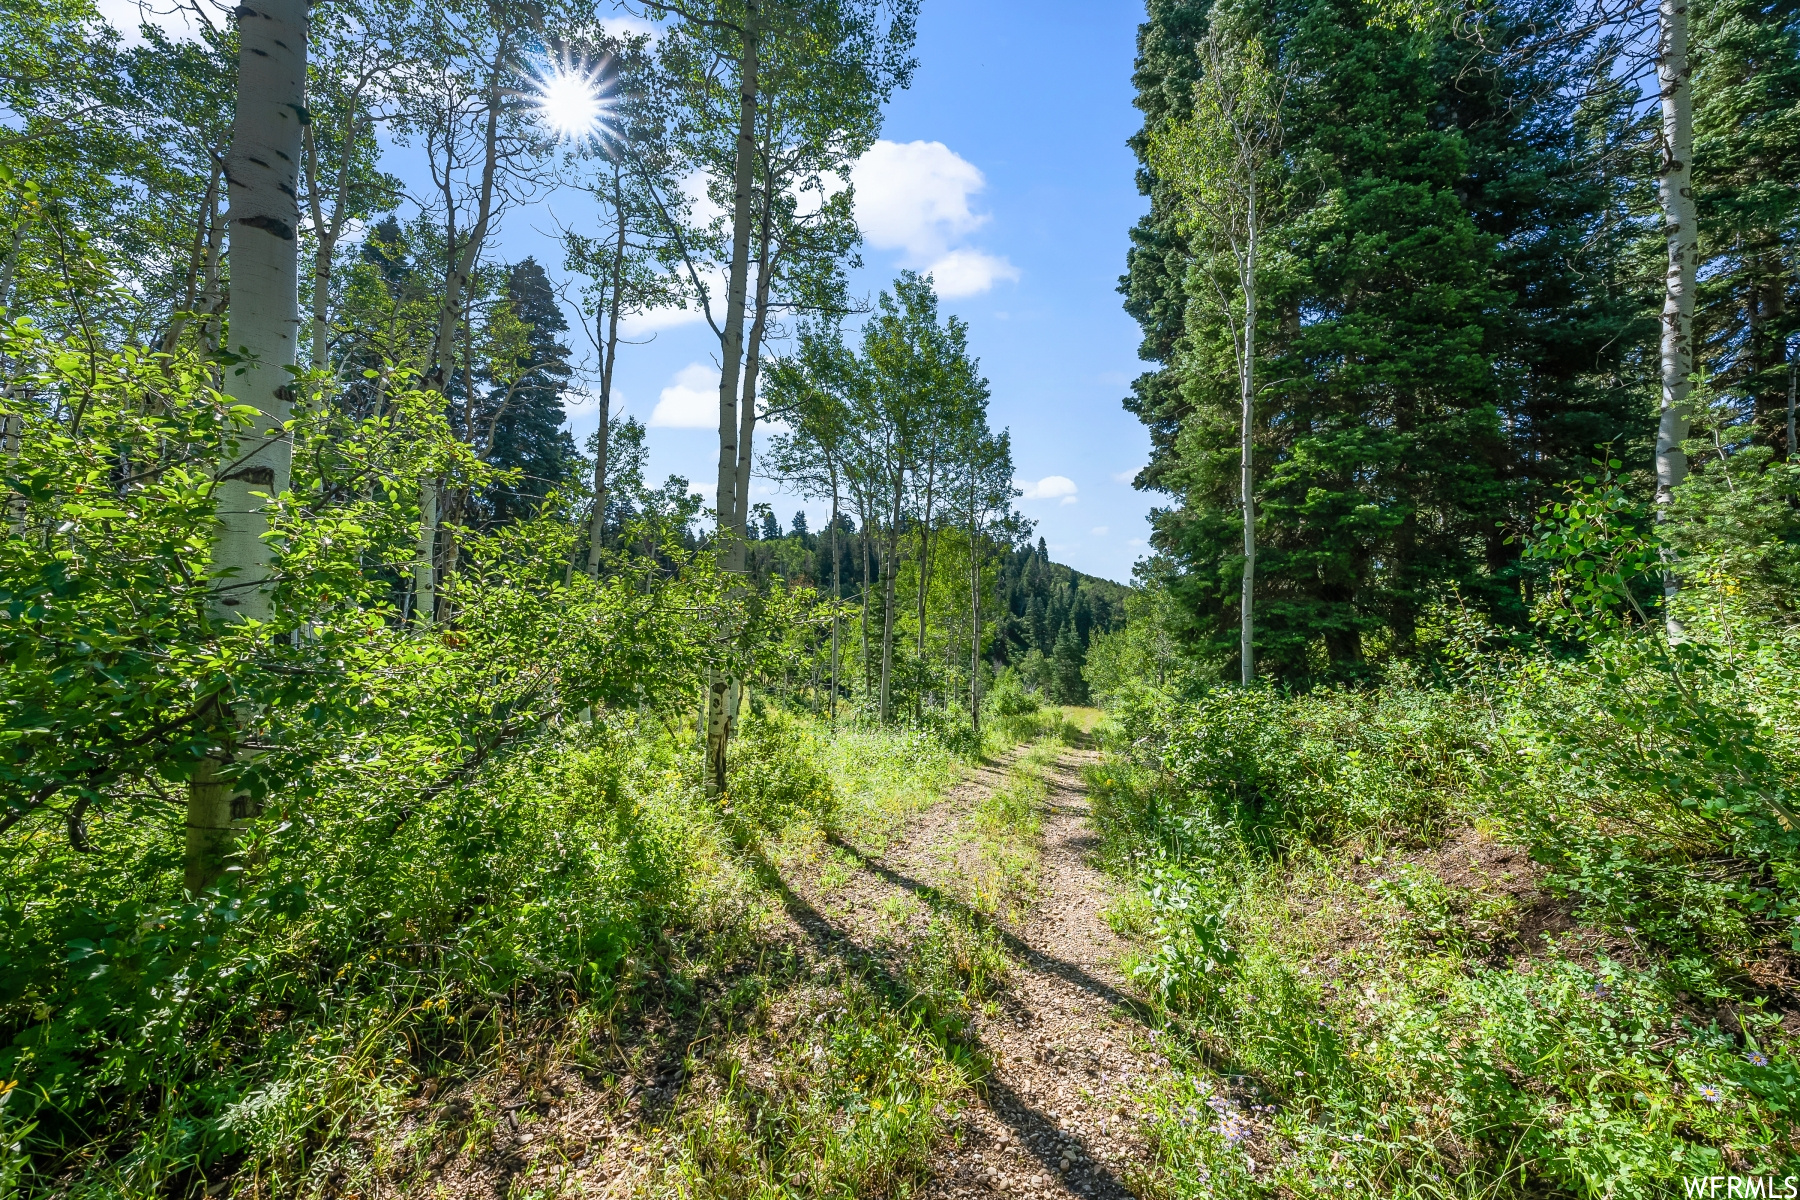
[1,0,1798,1194]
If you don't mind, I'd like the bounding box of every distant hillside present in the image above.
[746,512,1131,705]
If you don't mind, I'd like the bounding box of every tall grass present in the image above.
[0,706,991,1197]
[1090,632,1800,1196]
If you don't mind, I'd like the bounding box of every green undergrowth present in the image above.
[1089,668,1800,1198]
[0,705,1008,1198]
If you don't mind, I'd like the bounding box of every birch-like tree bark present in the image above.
[1148,31,1282,687]
[584,170,631,578]
[190,0,307,893]
[1653,0,1697,624]
[701,10,760,796]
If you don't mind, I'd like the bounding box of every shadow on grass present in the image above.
[741,842,1148,1199]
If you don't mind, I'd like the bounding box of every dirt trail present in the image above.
[786,745,1166,1199]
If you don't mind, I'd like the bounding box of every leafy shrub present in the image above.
[915,703,982,758]
[985,669,1040,717]
[1096,574,1800,1192]
[729,709,838,830]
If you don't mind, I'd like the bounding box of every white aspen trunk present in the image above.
[1240,198,1257,688]
[829,482,841,723]
[1654,0,1697,625]
[728,183,777,553]
[586,177,629,578]
[969,513,982,738]
[413,477,437,624]
[704,11,760,798]
[731,231,774,544]
[879,474,902,723]
[190,0,306,894]
[0,215,23,318]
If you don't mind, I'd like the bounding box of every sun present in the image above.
[530,53,612,147]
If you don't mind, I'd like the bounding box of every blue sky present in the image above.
[552,1,1158,583]
[105,0,1158,582]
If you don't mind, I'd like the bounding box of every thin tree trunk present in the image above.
[1241,201,1257,687]
[586,176,629,579]
[914,455,936,713]
[969,518,982,738]
[3,401,25,534]
[304,110,361,370]
[704,10,760,797]
[1654,0,1697,628]
[860,517,871,707]
[1788,347,1796,460]
[731,207,776,550]
[413,476,437,624]
[425,65,502,393]
[190,0,307,894]
[162,160,221,353]
[879,473,902,723]
[829,481,840,723]
[198,175,228,355]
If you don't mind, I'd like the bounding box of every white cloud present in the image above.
[1016,475,1078,505]
[1112,466,1144,484]
[1091,526,1109,537]
[850,139,1017,296]
[599,14,661,42]
[1128,538,1148,548]
[926,250,1020,299]
[650,363,719,429]
[852,140,988,259]
[620,264,728,336]
[679,168,726,228]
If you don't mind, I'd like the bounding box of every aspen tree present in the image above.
[1148,30,1282,687]
[1654,0,1698,626]
[651,0,914,783]
[189,0,307,892]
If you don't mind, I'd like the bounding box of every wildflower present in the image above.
[1697,1084,1723,1103]
[1746,1050,1769,1068]
[1216,1111,1254,1144]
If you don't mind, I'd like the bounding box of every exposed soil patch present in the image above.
[920,748,1167,1200]
[756,744,1174,1198]
[371,743,1172,1199]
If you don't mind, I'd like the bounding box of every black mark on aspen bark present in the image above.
[237,215,295,241]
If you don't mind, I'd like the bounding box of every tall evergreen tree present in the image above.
[481,258,576,524]
[1692,0,1800,455]
[1125,0,1655,683]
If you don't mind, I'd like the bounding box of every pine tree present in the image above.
[482,258,576,525]
[1124,0,1655,682]
[1051,626,1089,705]
[1693,0,1800,455]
